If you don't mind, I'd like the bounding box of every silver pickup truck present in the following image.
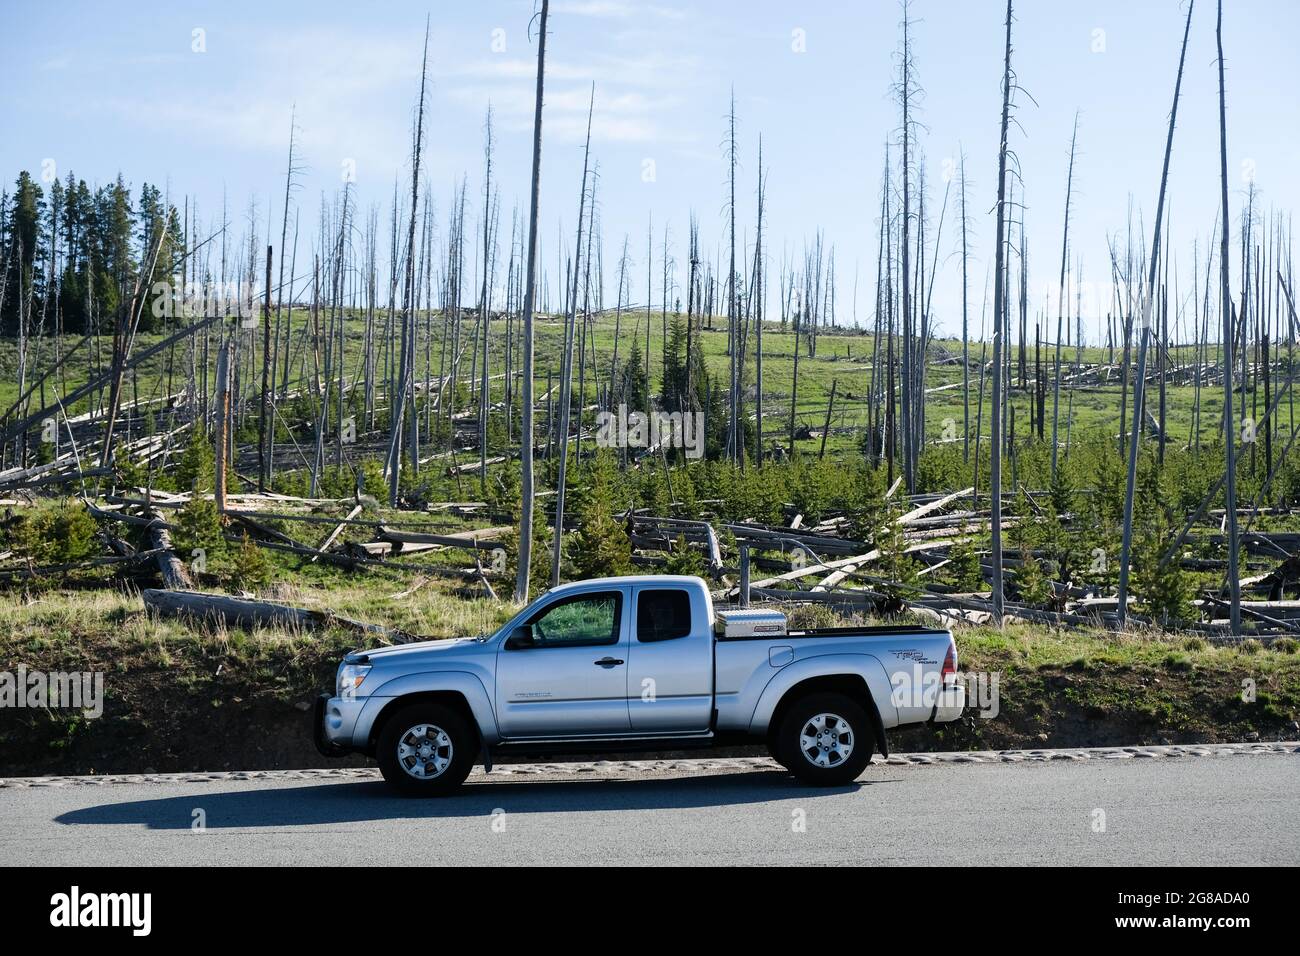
[315,574,965,795]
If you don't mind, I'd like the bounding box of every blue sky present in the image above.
[3,0,1297,342]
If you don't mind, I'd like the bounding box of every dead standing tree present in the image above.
[725,90,740,465]
[477,105,498,493]
[989,0,1015,626]
[271,110,303,421]
[1115,0,1195,630]
[386,20,430,506]
[897,1,917,494]
[1215,0,1242,633]
[257,243,272,490]
[754,138,767,466]
[549,84,595,589]
[514,0,549,604]
[1049,113,1079,477]
[958,149,972,463]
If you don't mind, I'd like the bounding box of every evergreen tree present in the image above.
[572,451,632,578]
[618,338,649,413]
[1048,464,1075,518]
[947,536,986,592]
[664,534,707,576]
[488,464,523,522]
[843,465,890,544]
[1131,523,1193,626]
[227,532,273,592]
[876,511,921,613]
[2,171,45,329]
[1014,545,1052,605]
[1130,455,1192,626]
[175,425,215,492]
[97,175,136,326]
[173,496,224,559]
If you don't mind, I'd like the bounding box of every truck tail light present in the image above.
[941,639,958,680]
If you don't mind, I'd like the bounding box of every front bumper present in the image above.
[313,692,366,757]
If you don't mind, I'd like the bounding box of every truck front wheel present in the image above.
[775,692,873,786]
[377,702,476,796]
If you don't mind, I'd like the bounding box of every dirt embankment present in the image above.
[2,632,1298,776]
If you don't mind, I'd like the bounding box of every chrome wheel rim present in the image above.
[396,723,454,780]
[798,712,854,769]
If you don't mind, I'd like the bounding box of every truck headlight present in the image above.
[337,663,372,698]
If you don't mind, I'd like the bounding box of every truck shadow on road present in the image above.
[54,770,896,830]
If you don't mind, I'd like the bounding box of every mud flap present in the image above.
[868,700,889,759]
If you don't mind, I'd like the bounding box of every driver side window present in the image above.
[524,591,622,647]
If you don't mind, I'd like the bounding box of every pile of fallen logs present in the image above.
[1,489,512,641]
[609,486,1300,643]
[626,515,724,573]
[102,490,509,580]
[9,468,1300,644]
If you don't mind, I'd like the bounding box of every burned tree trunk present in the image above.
[514,0,550,603]
[1115,0,1195,629]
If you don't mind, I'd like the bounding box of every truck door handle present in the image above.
[594,657,624,667]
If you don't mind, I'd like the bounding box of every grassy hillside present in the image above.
[0,307,1265,465]
[1,585,1295,776]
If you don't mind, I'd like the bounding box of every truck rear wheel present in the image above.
[775,692,873,786]
[377,702,476,796]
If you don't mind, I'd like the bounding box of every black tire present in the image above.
[776,692,874,786]
[376,702,477,796]
[766,727,793,771]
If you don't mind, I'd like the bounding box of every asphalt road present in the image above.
[4,744,1297,866]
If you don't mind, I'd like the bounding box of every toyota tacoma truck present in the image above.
[314,574,965,795]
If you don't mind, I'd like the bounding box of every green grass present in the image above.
[4,306,1278,465]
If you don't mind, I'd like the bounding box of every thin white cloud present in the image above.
[552,1,687,21]
[449,50,699,89]
[445,45,707,145]
[88,27,422,185]
[449,83,685,144]
[544,113,664,144]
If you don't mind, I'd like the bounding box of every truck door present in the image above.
[627,585,714,732]
[495,588,632,737]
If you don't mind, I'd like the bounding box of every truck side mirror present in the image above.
[505,625,535,650]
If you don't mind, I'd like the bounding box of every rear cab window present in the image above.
[636,588,693,643]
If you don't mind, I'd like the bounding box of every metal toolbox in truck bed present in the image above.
[714,608,788,638]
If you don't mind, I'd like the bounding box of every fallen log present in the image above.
[87,502,168,528]
[473,554,498,600]
[141,588,416,641]
[310,504,364,562]
[895,487,973,526]
[245,536,482,581]
[350,540,445,557]
[229,513,303,548]
[375,525,509,551]
[746,550,881,590]
[145,511,192,589]
[0,549,166,581]
[0,467,114,491]
[628,516,723,569]
[446,455,506,477]
[749,586,881,605]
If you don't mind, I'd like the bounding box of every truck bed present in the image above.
[712,620,961,732]
[718,624,947,641]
